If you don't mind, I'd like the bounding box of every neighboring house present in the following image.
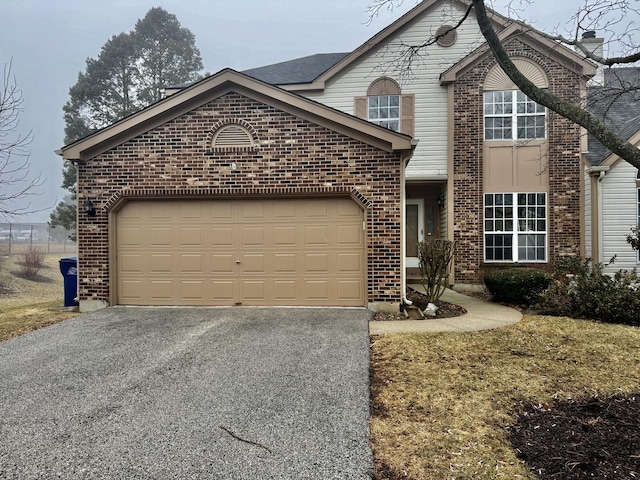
[244,0,595,287]
[584,67,640,271]
[58,70,413,312]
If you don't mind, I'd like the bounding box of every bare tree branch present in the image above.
[0,60,43,219]
[471,0,640,168]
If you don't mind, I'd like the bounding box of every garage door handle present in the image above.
[235,260,241,264]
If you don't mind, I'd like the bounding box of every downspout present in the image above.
[401,140,419,307]
[597,169,606,264]
[586,165,609,263]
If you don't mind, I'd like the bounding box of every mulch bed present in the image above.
[372,287,467,321]
[507,393,640,479]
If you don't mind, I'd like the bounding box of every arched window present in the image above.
[354,77,414,136]
[484,59,548,141]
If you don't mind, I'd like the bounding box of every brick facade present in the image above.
[76,92,403,308]
[452,39,583,283]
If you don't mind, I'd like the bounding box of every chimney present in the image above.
[581,31,605,86]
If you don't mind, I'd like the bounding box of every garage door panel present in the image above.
[211,227,235,247]
[119,254,144,274]
[336,280,363,300]
[149,227,173,247]
[180,280,204,300]
[273,254,296,273]
[211,254,235,273]
[149,254,172,273]
[273,281,297,300]
[117,198,365,306]
[273,226,296,246]
[337,225,362,245]
[211,281,235,302]
[240,227,265,247]
[304,225,329,246]
[305,280,329,300]
[119,279,144,301]
[179,254,204,273]
[180,228,203,247]
[119,227,143,247]
[337,252,361,272]
[241,281,266,300]
[150,280,173,300]
[305,253,329,273]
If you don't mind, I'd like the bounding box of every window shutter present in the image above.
[400,94,415,136]
[354,96,368,119]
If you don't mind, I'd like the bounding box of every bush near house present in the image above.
[537,256,640,326]
[483,267,551,305]
[417,239,455,303]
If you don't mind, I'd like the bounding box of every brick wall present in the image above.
[76,92,403,307]
[452,39,583,283]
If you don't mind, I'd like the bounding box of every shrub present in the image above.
[537,256,640,326]
[19,246,46,278]
[417,239,455,303]
[483,268,551,305]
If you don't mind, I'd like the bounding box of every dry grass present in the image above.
[370,316,640,479]
[0,250,79,341]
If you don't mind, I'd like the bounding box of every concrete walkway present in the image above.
[370,288,522,335]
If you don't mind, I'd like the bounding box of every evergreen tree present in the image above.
[51,7,203,234]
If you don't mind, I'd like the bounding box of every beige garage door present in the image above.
[115,198,365,306]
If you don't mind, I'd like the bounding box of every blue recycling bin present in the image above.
[59,257,78,307]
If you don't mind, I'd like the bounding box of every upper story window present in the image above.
[366,77,402,132]
[369,95,400,131]
[484,90,546,140]
[355,77,415,136]
[483,58,549,142]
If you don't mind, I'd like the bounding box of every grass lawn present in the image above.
[0,250,80,341]
[370,315,640,479]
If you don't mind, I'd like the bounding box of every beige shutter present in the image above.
[354,96,368,119]
[400,94,415,137]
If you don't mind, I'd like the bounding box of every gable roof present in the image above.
[439,22,597,84]
[585,67,640,167]
[57,68,414,162]
[244,0,595,93]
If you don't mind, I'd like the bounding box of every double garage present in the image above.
[60,70,410,311]
[115,197,365,307]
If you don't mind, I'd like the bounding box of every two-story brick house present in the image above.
[245,0,596,287]
[59,0,596,311]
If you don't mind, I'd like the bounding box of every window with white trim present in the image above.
[484,91,546,140]
[484,192,547,262]
[368,95,400,131]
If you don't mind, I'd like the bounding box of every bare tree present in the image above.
[368,0,640,168]
[0,60,42,219]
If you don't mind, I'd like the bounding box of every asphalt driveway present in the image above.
[0,307,373,479]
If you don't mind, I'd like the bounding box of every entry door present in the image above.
[406,199,424,268]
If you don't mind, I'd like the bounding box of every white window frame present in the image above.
[484,192,548,263]
[368,95,400,132]
[484,90,546,141]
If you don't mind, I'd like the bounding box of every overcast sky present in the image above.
[0,0,627,223]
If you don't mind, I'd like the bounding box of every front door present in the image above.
[406,199,424,268]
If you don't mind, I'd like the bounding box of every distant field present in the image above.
[0,241,76,256]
